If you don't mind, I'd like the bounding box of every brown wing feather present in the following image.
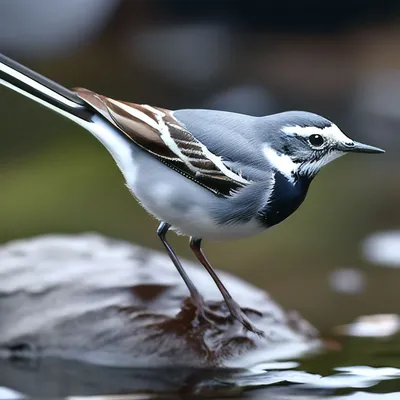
[74,88,178,160]
[73,87,249,196]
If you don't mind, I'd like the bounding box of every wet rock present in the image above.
[0,233,319,368]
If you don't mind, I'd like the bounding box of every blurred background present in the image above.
[0,0,399,335]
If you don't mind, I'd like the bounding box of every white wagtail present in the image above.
[0,53,384,335]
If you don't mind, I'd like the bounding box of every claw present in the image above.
[225,299,264,336]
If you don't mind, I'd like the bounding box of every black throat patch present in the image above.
[257,171,311,228]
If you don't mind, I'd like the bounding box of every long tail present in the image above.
[0,53,94,124]
[0,53,139,178]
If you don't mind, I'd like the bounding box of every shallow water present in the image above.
[0,336,399,399]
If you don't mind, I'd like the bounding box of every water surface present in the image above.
[1,335,399,399]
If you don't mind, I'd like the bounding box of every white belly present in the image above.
[130,180,266,240]
[87,117,266,240]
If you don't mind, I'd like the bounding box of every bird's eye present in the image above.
[309,134,325,148]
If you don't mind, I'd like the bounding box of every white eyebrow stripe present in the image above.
[262,144,298,183]
[282,124,354,145]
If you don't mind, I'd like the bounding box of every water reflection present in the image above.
[0,337,399,399]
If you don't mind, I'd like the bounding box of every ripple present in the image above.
[0,358,399,399]
[333,392,400,399]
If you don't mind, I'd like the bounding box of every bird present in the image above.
[0,53,384,335]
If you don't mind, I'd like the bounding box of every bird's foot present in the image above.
[225,299,264,337]
[195,305,216,327]
[186,295,264,336]
[186,294,219,328]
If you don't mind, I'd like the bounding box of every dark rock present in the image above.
[0,233,319,368]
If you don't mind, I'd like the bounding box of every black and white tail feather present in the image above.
[0,54,93,123]
[0,54,249,197]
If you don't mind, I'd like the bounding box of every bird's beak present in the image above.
[338,141,385,154]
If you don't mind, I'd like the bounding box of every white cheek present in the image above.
[323,150,346,165]
[302,151,345,175]
[262,144,298,182]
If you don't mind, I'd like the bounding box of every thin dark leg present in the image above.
[189,237,264,335]
[157,222,206,313]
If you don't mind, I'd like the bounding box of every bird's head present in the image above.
[261,111,384,181]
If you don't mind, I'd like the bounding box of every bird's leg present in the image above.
[189,237,264,336]
[157,222,210,324]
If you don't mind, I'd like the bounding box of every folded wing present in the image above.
[74,88,251,196]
